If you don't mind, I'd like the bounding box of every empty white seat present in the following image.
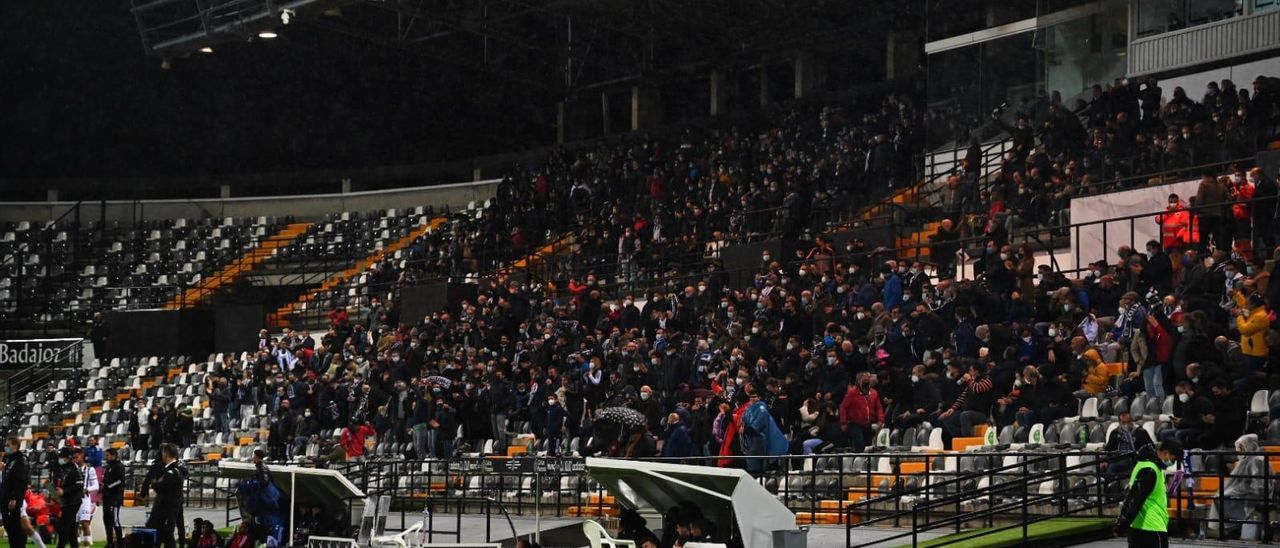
[1081,398,1099,419]
[1251,390,1269,414]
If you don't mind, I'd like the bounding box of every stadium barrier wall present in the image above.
[0,178,500,223]
[1069,177,1201,267]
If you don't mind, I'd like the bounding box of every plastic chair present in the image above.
[583,519,636,548]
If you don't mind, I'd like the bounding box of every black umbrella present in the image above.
[595,406,646,428]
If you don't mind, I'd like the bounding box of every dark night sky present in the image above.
[0,1,554,180]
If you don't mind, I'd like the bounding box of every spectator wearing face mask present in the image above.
[1233,291,1270,384]
[938,363,994,440]
[890,365,941,428]
[635,386,664,433]
[1099,410,1154,492]
[838,372,882,452]
[1159,381,1213,448]
[1070,336,1109,397]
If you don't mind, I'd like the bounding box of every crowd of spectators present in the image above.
[341,90,923,311]
[931,75,1280,266]
[112,197,1276,476]
[85,76,1280,478]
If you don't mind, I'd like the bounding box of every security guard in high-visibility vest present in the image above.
[1114,440,1183,548]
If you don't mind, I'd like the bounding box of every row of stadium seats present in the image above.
[0,200,485,330]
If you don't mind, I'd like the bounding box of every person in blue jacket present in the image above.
[661,413,693,461]
[881,263,903,310]
[739,393,788,475]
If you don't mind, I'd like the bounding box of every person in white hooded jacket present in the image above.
[1208,433,1267,539]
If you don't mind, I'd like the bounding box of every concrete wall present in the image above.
[0,178,500,223]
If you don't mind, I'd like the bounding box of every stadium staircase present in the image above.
[268,216,448,328]
[164,222,312,309]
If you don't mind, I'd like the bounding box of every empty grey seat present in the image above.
[1146,397,1162,416]
[1098,398,1114,417]
[1130,394,1147,418]
[1089,423,1105,443]
[1059,423,1078,445]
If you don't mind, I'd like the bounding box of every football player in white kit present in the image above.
[72,448,98,548]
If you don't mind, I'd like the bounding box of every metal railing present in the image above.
[49,446,1275,546]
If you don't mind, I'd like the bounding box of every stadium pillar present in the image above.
[710,70,729,116]
[556,100,568,145]
[631,85,661,131]
[794,55,818,99]
[220,185,231,198]
[46,189,58,202]
[601,91,611,134]
[886,30,919,80]
[759,65,770,106]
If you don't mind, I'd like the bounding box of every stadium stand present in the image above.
[2,72,1280,545]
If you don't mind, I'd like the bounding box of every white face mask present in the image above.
[1014,379,1024,388]
[1063,304,1072,312]
[856,312,866,320]
[827,357,837,365]
[1178,325,1187,334]
[1048,328,1057,338]
[1178,393,1190,403]
[640,392,651,401]
[910,375,920,383]
[786,343,794,351]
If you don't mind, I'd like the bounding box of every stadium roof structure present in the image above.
[586,457,799,548]
[130,0,918,94]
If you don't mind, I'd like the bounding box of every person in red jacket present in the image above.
[839,372,883,452]
[1141,313,1173,399]
[340,422,375,460]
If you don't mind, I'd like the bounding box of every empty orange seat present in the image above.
[950,437,984,451]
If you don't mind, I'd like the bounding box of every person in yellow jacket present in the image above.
[1071,336,1109,396]
[1233,291,1270,381]
[1114,440,1184,547]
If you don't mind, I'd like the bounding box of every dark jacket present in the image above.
[57,463,84,506]
[545,403,568,438]
[102,459,127,505]
[1,451,29,505]
[661,423,694,459]
[150,460,184,517]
